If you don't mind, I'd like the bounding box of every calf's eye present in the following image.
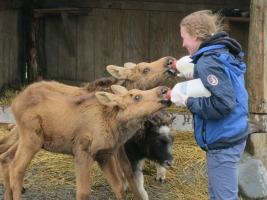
[134,95,141,101]
[143,68,149,74]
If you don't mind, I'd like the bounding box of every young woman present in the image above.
[170,10,250,200]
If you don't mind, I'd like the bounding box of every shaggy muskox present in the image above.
[124,109,175,200]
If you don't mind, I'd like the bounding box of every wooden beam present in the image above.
[60,11,76,57]
[0,0,250,11]
[34,8,93,17]
[0,0,24,10]
[32,1,250,13]
[247,0,267,114]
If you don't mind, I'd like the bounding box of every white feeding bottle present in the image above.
[167,78,211,100]
[172,56,194,74]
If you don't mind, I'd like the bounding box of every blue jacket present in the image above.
[188,32,250,151]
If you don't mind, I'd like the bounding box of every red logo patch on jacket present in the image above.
[207,74,218,86]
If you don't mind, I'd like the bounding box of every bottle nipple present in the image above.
[171,60,178,71]
[166,90,171,100]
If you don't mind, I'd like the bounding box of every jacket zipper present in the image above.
[202,120,208,150]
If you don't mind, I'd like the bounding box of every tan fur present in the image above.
[0,56,175,200]
[7,124,15,131]
[1,85,170,200]
[0,56,175,155]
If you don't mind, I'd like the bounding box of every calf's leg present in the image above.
[74,155,94,200]
[117,145,144,200]
[8,135,42,200]
[98,155,125,200]
[0,126,19,154]
[0,142,18,200]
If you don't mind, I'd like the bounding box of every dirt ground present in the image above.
[0,123,209,200]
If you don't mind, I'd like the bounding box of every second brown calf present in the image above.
[1,84,171,200]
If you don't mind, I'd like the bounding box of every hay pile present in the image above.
[0,88,25,105]
[0,124,208,200]
[142,130,208,200]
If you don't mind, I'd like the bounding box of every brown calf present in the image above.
[0,56,175,199]
[1,84,171,200]
[0,56,175,160]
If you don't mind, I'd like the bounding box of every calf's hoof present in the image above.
[156,177,165,183]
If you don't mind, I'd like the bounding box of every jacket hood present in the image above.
[199,31,242,55]
[191,42,246,77]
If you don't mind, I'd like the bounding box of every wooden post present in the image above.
[246,0,267,167]
[24,0,39,82]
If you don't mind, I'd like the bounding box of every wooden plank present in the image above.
[0,10,6,91]
[107,9,125,66]
[0,10,11,90]
[8,9,23,88]
[61,11,76,57]
[25,6,38,83]
[32,0,250,12]
[94,9,109,79]
[224,17,250,24]
[0,0,24,10]
[149,11,169,60]
[45,16,60,79]
[95,9,150,73]
[0,9,23,90]
[94,8,150,79]
[123,10,149,63]
[58,14,77,80]
[34,8,93,18]
[76,14,95,82]
[168,11,189,60]
[94,8,119,79]
[247,0,267,113]
[264,11,267,107]
[149,11,191,61]
[35,18,46,80]
[165,11,190,87]
[226,21,249,62]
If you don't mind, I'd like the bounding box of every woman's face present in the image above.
[180,26,202,56]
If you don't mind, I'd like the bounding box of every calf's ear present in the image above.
[95,92,125,108]
[111,85,128,95]
[124,62,136,69]
[95,92,119,107]
[106,65,128,80]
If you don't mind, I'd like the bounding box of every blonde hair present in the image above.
[180,10,224,40]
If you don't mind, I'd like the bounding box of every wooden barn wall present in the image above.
[226,20,250,82]
[42,9,188,83]
[41,8,249,83]
[228,22,249,60]
[0,9,24,92]
[0,0,250,91]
